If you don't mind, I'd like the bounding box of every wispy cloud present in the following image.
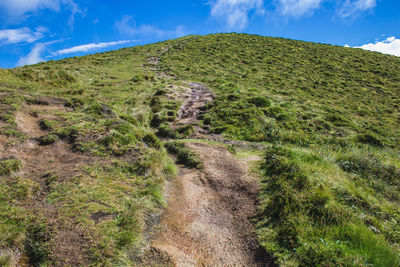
[338,0,376,18]
[0,0,60,16]
[208,0,377,24]
[114,16,186,38]
[17,39,130,66]
[0,27,47,45]
[51,40,136,56]
[276,0,323,17]
[352,36,400,57]
[0,0,83,24]
[17,39,63,66]
[17,42,47,66]
[209,0,265,30]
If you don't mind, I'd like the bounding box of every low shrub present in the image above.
[164,141,202,169]
[25,221,50,266]
[130,74,144,82]
[84,103,115,117]
[338,154,399,183]
[176,125,194,137]
[156,124,176,138]
[356,132,384,147]
[154,89,167,96]
[142,133,161,149]
[38,119,53,130]
[64,97,84,109]
[38,134,58,146]
[150,97,162,113]
[55,126,78,143]
[265,106,284,118]
[150,113,166,128]
[247,96,271,107]
[0,159,21,176]
[337,154,400,199]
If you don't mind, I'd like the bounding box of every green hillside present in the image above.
[0,33,399,266]
[160,34,400,147]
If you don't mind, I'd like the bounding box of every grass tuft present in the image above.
[0,159,21,176]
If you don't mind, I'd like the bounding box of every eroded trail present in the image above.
[151,82,274,266]
[170,81,265,150]
[153,142,272,266]
[175,82,213,126]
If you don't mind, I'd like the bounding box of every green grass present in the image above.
[158,33,400,149]
[0,158,21,176]
[0,43,180,265]
[0,33,399,266]
[255,144,400,266]
[151,34,400,265]
[164,140,203,169]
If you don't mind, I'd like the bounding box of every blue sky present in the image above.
[0,0,399,68]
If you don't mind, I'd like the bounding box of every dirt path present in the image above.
[169,81,266,150]
[152,142,273,266]
[150,80,275,266]
[175,82,213,126]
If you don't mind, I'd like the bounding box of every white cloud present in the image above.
[0,27,46,44]
[17,42,47,66]
[355,37,400,57]
[338,0,376,18]
[18,39,133,66]
[114,16,186,38]
[0,0,60,16]
[277,0,323,17]
[209,0,265,30]
[52,40,135,56]
[0,0,82,24]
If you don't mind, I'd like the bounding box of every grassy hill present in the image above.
[0,33,399,266]
[157,34,400,266]
[160,34,400,147]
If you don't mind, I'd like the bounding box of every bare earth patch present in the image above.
[152,142,274,266]
[0,98,94,266]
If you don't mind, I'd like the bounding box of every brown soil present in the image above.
[174,82,214,126]
[15,111,43,138]
[165,81,212,140]
[9,103,89,187]
[169,81,265,150]
[152,142,274,266]
[0,98,93,266]
[151,80,275,266]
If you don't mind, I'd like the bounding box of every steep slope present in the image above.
[154,33,400,266]
[0,47,178,266]
[0,33,399,266]
[159,33,400,148]
[150,80,273,266]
